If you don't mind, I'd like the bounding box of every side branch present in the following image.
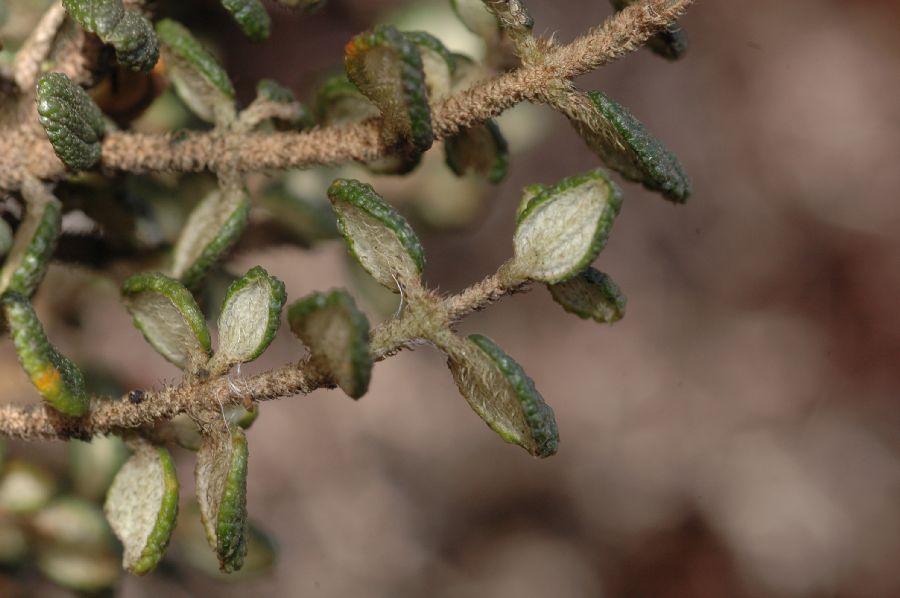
[0,265,525,440]
[0,0,693,189]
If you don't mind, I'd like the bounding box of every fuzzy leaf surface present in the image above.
[513,169,622,283]
[288,289,372,399]
[104,441,179,574]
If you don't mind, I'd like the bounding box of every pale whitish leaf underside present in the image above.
[513,173,620,283]
[104,442,178,574]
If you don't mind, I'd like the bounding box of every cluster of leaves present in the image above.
[0,0,692,586]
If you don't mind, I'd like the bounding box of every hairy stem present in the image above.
[0,0,694,190]
[0,263,527,440]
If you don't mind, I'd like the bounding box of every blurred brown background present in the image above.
[5,0,900,596]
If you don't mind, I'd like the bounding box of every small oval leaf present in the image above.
[287,289,372,399]
[445,118,509,184]
[196,427,249,573]
[444,333,558,457]
[328,178,425,290]
[1,293,89,416]
[209,266,286,375]
[104,440,179,574]
[121,272,212,371]
[221,0,271,41]
[0,178,61,297]
[156,19,236,125]
[565,91,691,203]
[547,267,626,323]
[171,187,251,290]
[36,72,106,170]
[63,0,159,71]
[512,169,622,284]
[345,24,433,153]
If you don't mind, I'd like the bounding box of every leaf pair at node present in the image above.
[511,169,629,323]
[63,0,159,72]
[326,178,558,457]
[122,265,285,377]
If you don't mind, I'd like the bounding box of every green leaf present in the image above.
[208,266,286,375]
[0,178,61,297]
[609,0,687,60]
[328,178,425,290]
[62,0,159,71]
[196,427,249,573]
[171,187,251,290]
[403,30,455,101]
[155,19,236,125]
[68,435,129,501]
[1,293,89,417]
[221,0,271,41]
[36,72,106,170]
[444,334,558,457]
[104,440,179,575]
[32,497,113,552]
[121,272,212,371]
[566,91,691,203]
[345,25,433,153]
[547,267,626,323]
[445,118,509,184]
[288,289,372,399]
[512,169,622,284]
[0,460,56,514]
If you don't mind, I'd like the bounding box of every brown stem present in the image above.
[0,0,694,190]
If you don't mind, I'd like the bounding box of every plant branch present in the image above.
[0,262,530,440]
[0,0,694,190]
